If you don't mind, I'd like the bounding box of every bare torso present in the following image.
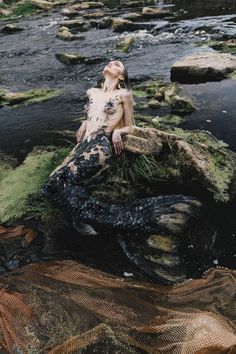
[83,87,126,139]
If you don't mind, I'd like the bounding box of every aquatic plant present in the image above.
[0,146,70,223]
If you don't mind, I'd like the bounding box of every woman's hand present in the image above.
[76,121,87,143]
[112,129,123,155]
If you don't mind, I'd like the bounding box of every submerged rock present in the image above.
[0,24,24,33]
[171,52,236,83]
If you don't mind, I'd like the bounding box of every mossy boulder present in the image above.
[0,146,70,223]
[92,125,236,204]
[0,88,61,107]
[170,95,197,114]
[201,39,236,54]
[116,35,135,53]
[0,0,40,19]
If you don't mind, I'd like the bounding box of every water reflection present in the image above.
[159,0,236,19]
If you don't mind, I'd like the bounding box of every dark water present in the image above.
[0,0,236,280]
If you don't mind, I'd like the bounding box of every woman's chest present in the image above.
[84,92,123,117]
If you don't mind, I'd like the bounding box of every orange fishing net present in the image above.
[0,260,235,353]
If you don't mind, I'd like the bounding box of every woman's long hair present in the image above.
[117,65,130,90]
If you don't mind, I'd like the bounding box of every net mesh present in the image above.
[0,260,235,354]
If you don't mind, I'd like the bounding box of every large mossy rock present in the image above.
[171,52,236,83]
[0,146,70,224]
[95,126,236,204]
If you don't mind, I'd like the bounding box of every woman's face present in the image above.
[103,60,125,79]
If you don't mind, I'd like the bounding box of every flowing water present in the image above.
[0,0,236,280]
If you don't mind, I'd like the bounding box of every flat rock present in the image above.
[142,6,173,18]
[171,52,236,83]
[1,24,24,33]
[55,53,105,64]
[29,0,52,10]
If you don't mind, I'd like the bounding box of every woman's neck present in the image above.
[102,76,119,92]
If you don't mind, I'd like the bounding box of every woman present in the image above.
[76,59,134,155]
[41,60,135,233]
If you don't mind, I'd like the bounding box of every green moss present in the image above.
[0,88,61,107]
[0,0,39,19]
[0,146,70,223]
[116,35,135,53]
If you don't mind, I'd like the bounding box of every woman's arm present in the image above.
[76,88,92,143]
[112,90,134,155]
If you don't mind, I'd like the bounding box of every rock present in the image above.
[147,99,161,108]
[112,18,151,33]
[1,24,24,34]
[171,52,236,83]
[97,16,112,29]
[83,11,105,19]
[123,12,143,21]
[152,115,185,127]
[122,126,163,155]
[119,0,155,7]
[116,35,135,53]
[0,88,61,107]
[55,53,105,65]
[60,19,88,31]
[29,0,52,10]
[61,7,79,17]
[57,26,85,41]
[170,95,197,114]
[70,2,104,10]
[0,8,13,16]
[206,39,236,53]
[142,6,173,18]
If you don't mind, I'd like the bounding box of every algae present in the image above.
[0,146,70,223]
[0,88,61,107]
[116,35,135,53]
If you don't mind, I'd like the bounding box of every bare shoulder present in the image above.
[119,89,133,103]
[86,87,99,96]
